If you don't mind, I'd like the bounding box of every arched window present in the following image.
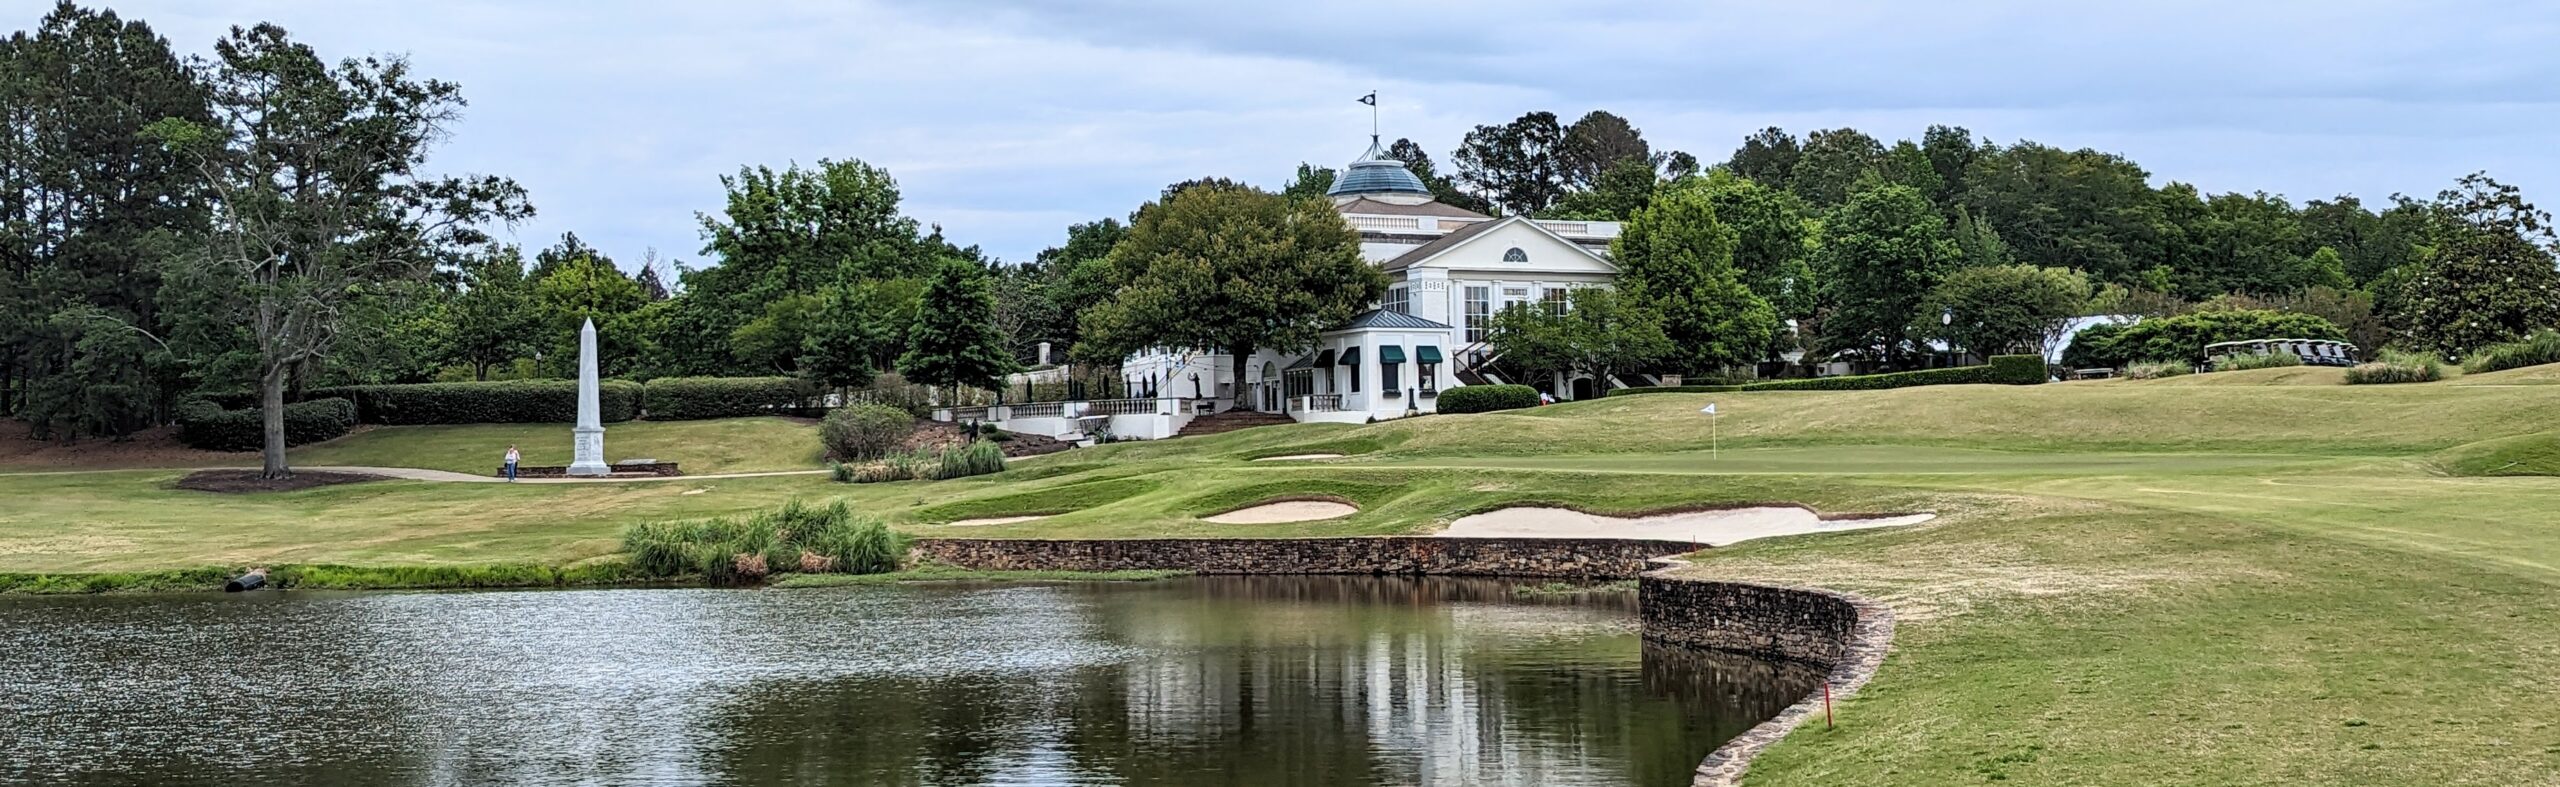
[1502,247,1529,263]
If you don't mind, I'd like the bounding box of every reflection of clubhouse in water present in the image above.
[1,578,1814,787]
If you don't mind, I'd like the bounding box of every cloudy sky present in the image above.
[82,0,2560,267]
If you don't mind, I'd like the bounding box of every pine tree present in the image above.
[899,258,1016,398]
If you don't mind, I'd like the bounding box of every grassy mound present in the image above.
[2432,432,2560,477]
[910,475,1163,523]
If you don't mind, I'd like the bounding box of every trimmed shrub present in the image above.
[621,499,904,584]
[927,440,1007,480]
[2106,309,2345,364]
[310,380,640,425]
[2122,360,2192,380]
[1437,384,1541,413]
[819,403,915,461]
[2211,351,2303,372]
[2059,321,2132,370]
[1606,354,2048,396]
[2346,350,2444,385]
[2460,329,2560,374]
[174,397,357,451]
[642,376,819,420]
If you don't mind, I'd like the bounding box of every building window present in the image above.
[1503,247,1528,263]
[1384,286,1409,315]
[1541,287,1569,315]
[1419,362,1438,393]
[1464,286,1490,343]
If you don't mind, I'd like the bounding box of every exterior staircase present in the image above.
[1175,410,1295,438]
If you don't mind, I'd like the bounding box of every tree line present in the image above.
[11,1,2558,467]
[1,3,1012,475]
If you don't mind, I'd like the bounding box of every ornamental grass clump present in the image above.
[833,442,1003,483]
[2461,329,2560,374]
[927,440,1007,480]
[2122,360,2191,380]
[621,500,904,584]
[2211,351,2303,372]
[2346,350,2445,385]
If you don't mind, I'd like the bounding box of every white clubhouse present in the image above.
[1118,137,1630,421]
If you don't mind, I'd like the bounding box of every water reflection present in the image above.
[0,577,1814,786]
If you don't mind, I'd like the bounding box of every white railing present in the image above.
[1296,393,1343,412]
[1008,402,1067,419]
[1085,398,1163,416]
[1348,215,1422,231]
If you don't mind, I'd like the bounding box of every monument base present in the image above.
[566,426,609,476]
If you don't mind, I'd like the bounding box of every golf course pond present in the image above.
[0,576,1820,787]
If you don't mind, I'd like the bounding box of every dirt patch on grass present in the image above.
[174,469,389,494]
[1252,453,1345,462]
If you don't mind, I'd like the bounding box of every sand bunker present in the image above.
[1203,500,1359,524]
[1251,453,1346,462]
[946,515,1050,527]
[1438,506,1933,546]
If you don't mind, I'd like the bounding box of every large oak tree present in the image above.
[1076,183,1383,406]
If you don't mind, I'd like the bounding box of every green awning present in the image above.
[1416,346,1443,364]
[1339,347,1361,365]
[1379,345,1407,364]
[1313,348,1335,367]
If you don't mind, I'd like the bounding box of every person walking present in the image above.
[503,444,521,482]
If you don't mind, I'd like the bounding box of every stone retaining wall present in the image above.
[908,536,1892,786]
[1642,564,1895,786]
[913,537,1701,579]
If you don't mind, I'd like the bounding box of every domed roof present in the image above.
[1327,138,1430,198]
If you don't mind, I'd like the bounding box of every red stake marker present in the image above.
[1824,681,1834,729]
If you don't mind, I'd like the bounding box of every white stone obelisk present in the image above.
[566,318,610,476]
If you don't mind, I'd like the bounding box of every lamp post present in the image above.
[1940,308,1957,366]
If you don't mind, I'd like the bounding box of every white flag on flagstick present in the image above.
[1700,403,1717,415]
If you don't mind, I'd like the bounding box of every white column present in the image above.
[567,318,609,476]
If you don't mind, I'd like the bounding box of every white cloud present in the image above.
[72,0,2560,264]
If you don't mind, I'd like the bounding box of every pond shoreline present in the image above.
[8,536,1887,786]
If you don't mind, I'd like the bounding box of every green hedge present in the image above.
[174,397,357,451]
[1607,355,2048,397]
[1436,384,1542,413]
[643,376,819,420]
[308,380,641,425]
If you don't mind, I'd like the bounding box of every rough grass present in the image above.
[2345,350,2445,385]
[2460,329,2560,374]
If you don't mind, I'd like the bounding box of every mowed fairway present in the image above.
[8,373,2560,783]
